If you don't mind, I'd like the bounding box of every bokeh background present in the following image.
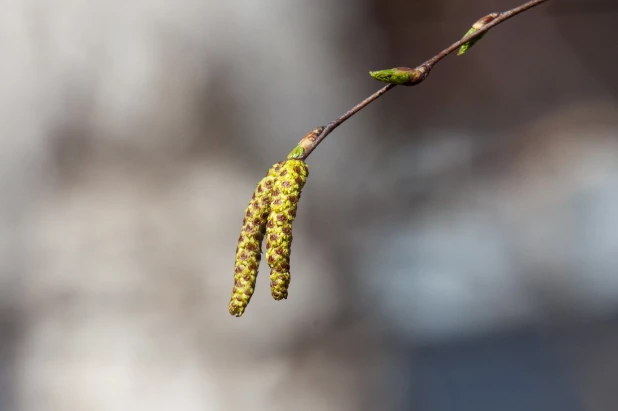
[1,0,617,410]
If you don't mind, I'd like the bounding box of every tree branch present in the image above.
[290,0,549,161]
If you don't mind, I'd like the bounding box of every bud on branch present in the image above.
[458,13,500,55]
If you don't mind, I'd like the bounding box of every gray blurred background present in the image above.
[1,0,617,410]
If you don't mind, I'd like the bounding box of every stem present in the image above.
[295,0,549,161]
[295,84,395,159]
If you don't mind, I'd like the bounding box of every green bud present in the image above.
[457,13,499,56]
[457,27,487,55]
[369,68,414,85]
[287,145,305,160]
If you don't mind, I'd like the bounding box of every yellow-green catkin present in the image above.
[265,159,309,300]
[229,163,282,317]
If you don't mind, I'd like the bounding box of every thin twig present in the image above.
[295,0,549,161]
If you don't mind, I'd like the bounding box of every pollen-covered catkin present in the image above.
[229,163,282,317]
[265,159,309,300]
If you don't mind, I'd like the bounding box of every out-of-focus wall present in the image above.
[1,1,389,410]
[0,0,617,410]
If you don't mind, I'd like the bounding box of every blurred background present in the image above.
[1,0,617,410]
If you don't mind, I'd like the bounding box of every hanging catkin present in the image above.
[265,159,309,300]
[228,163,283,316]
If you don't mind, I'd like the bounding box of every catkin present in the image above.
[265,159,309,300]
[229,163,282,316]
